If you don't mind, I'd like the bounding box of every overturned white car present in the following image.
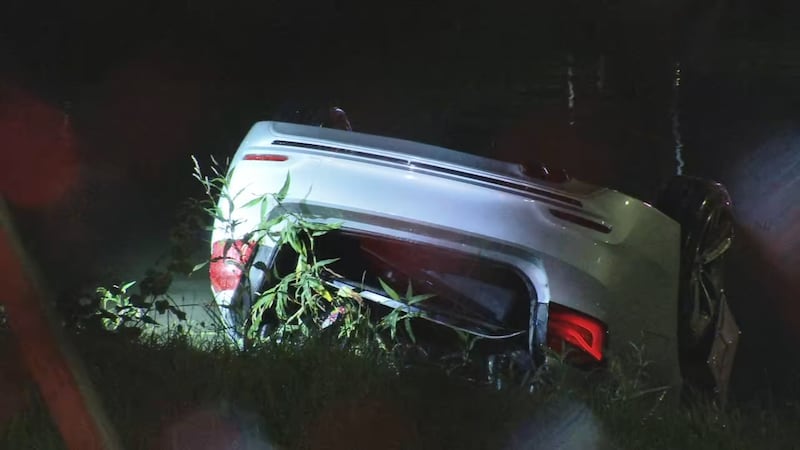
[209,120,739,399]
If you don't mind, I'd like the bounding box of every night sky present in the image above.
[3,0,800,400]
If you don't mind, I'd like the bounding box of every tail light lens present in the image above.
[547,302,607,364]
[210,240,257,295]
[243,154,288,161]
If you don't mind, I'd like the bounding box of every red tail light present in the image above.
[210,240,256,293]
[243,154,288,161]
[547,303,607,363]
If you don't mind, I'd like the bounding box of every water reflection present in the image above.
[671,62,685,176]
[596,54,605,93]
[566,54,576,126]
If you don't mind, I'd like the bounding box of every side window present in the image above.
[274,230,532,332]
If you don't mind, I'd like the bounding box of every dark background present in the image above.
[2,0,800,401]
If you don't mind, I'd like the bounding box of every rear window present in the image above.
[273,231,532,332]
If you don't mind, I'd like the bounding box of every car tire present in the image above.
[656,175,734,398]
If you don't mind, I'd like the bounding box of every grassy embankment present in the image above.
[1,321,799,450]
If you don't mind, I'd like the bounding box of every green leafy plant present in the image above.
[246,217,350,343]
[456,331,483,365]
[245,219,435,354]
[191,155,431,356]
[95,281,152,332]
[376,278,435,345]
[89,278,194,337]
[81,266,228,344]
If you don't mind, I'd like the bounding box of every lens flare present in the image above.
[0,82,79,208]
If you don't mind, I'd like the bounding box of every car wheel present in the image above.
[272,102,352,131]
[656,175,734,397]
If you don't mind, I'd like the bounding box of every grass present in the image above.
[2,173,798,449]
[0,328,538,450]
[2,326,800,450]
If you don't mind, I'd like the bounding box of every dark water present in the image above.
[3,0,800,400]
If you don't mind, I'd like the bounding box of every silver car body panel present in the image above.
[212,121,683,387]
